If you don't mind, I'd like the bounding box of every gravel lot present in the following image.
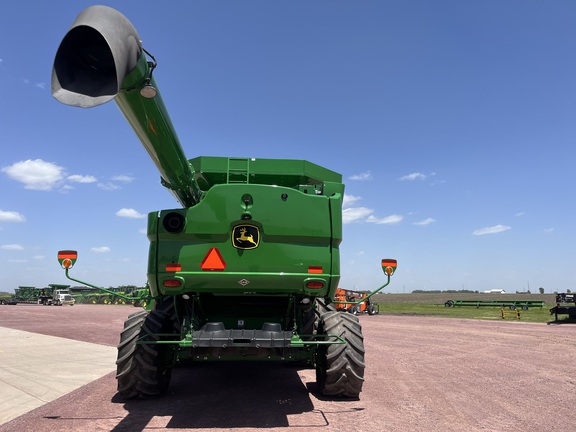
[1,304,575,431]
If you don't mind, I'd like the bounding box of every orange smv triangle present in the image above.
[200,248,226,271]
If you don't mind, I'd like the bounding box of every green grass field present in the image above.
[371,292,569,323]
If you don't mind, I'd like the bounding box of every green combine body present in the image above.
[52,5,396,399]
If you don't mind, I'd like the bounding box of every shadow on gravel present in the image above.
[110,362,319,431]
[547,317,576,325]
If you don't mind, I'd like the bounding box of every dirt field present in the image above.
[1,304,575,431]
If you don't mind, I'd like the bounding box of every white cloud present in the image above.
[367,214,403,224]
[343,207,373,224]
[342,194,403,225]
[472,225,511,236]
[414,218,436,226]
[33,255,45,260]
[343,194,361,208]
[97,182,120,191]
[116,208,146,219]
[399,172,426,181]
[19,77,44,89]
[2,159,64,190]
[68,174,97,183]
[515,212,525,217]
[543,228,554,234]
[348,171,372,181]
[1,244,25,250]
[91,246,111,253]
[0,210,26,223]
[111,175,135,182]
[8,259,27,263]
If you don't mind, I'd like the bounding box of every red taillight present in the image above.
[163,280,182,288]
[306,281,324,289]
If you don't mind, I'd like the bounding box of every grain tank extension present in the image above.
[53,5,396,399]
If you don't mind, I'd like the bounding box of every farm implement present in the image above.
[444,299,545,310]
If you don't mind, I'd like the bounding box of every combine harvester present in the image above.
[52,6,397,399]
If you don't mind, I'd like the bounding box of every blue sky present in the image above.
[1,1,575,293]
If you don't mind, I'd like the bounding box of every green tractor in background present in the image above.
[53,6,396,399]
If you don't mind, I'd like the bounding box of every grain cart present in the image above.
[52,5,397,399]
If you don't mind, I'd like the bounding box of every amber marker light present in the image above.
[166,263,182,272]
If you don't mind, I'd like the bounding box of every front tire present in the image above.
[316,310,365,398]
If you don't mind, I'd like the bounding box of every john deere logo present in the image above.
[232,225,260,249]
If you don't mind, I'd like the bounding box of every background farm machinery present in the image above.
[334,288,379,315]
[444,299,545,310]
[71,285,147,305]
[0,284,74,306]
[549,293,576,321]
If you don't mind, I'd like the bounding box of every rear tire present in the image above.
[316,310,365,398]
[302,297,337,338]
[116,309,177,398]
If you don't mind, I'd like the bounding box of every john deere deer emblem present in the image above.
[232,225,260,249]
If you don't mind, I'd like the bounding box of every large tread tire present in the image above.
[313,297,337,332]
[154,296,181,334]
[316,311,365,398]
[116,309,176,399]
[301,297,337,340]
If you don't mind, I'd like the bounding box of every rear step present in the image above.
[192,322,292,348]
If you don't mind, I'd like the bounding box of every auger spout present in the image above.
[52,5,200,207]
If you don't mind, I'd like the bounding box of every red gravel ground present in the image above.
[1,304,575,431]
